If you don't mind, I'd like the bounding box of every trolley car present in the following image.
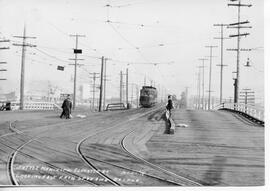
[139,86,157,107]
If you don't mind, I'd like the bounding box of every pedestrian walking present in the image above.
[60,95,73,119]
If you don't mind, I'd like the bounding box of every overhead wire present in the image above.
[34,47,72,65]
[46,20,106,55]
[42,11,178,65]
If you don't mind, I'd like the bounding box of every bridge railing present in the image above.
[26,102,62,111]
[214,103,264,123]
[7,101,62,111]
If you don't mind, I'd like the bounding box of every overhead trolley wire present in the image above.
[34,47,72,65]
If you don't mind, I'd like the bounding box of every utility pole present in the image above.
[13,25,36,110]
[89,72,100,110]
[0,39,9,81]
[99,56,105,112]
[136,85,139,108]
[126,68,129,107]
[205,45,218,110]
[92,75,96,109]
[214,24,229,104]
[185,86,189,109]
[131,83,134,107]
[196,72,199,109]
[228,0,252,104]
[69,34,85,109]
[0,62,7,80]
[120,71,123,103]
[103,58,108,110]
[197,67,201,109]
[198,58,207,109]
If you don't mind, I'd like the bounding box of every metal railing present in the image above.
[1,101,62,111]
[24,102,61,111]
[214,102,264,123]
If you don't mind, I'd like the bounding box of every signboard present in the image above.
[74,49,82,54]
[57,66,64,71]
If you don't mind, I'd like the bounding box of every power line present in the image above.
[23,39,173,67]
[108,21,138,49]
[46,20,105,55]
[34,43,171,66]
[107,21,151,63]
[34,47,72,65]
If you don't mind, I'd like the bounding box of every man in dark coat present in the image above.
[60,95,72,119]
[166,95,173,114]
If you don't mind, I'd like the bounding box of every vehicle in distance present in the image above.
[139,86,157,107]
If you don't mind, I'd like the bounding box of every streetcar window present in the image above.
[141,90,149,96]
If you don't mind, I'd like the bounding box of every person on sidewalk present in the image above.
[60,95,72,119]
[166,95,173,117]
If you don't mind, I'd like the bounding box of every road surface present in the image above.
[0,107,264,186]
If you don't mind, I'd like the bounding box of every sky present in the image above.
[0,0,264,104]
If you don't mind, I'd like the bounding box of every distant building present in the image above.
[0,91,17,101]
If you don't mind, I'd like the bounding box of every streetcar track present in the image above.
[4,109,151,186]
[82,149,182,185]
[76,143,121,186]
[3,122,100,186]
[2,107,147,140]
[76,106,199,186]
[4,118,130,186]
[4,137,98,186]
[76,105,165,186]
[120,129,204,186]
[77,106,197,186]
[4,106,170,186]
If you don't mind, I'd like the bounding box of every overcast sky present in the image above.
[0,0,264,103]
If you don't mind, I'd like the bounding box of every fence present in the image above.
[6,102,62,111]
[214,103,264,123]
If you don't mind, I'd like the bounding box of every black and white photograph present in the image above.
[0,0,268,190]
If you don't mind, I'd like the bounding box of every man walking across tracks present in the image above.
[60,95,72,119]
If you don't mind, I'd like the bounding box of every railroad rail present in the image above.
[120,129,203,186]
[76,106,185,186]
[2,105,197,186]
[77,151,181,186]
[3,122,98,186]
[77,106,203,186]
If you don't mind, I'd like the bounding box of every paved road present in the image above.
[145,109,264,186]
[0,107,264,186]
[1,107,181,186]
